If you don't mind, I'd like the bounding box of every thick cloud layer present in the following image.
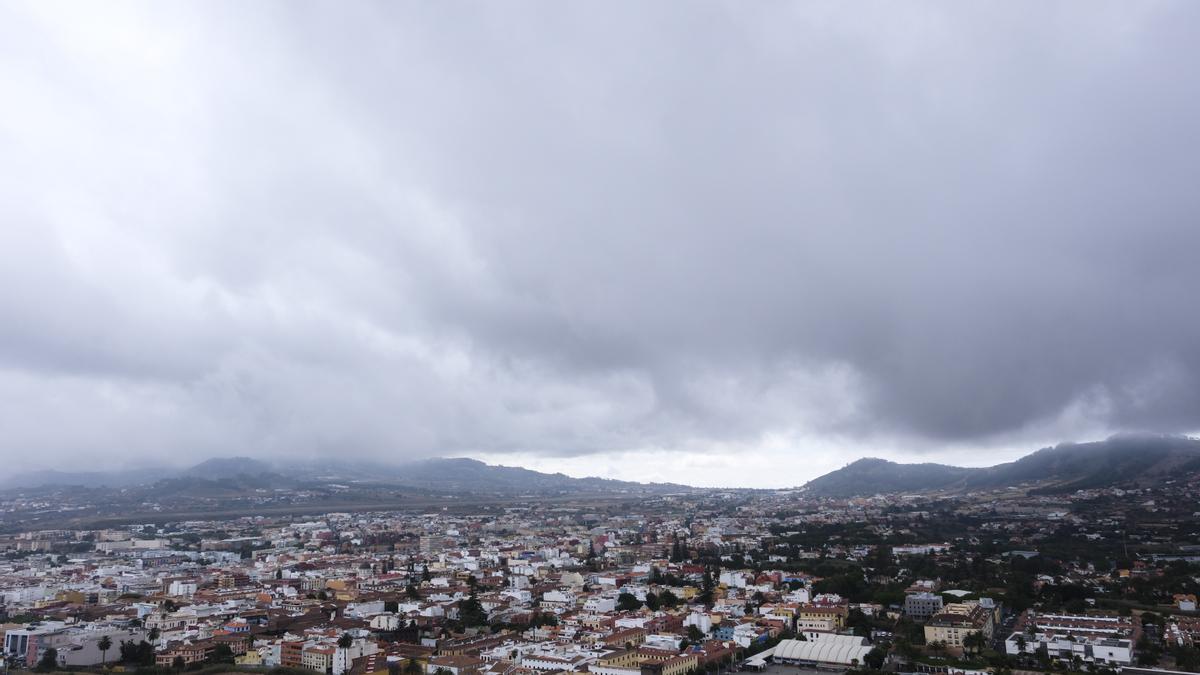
[1,2,1198,485]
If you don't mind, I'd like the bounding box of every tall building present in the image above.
[904,592,943,621]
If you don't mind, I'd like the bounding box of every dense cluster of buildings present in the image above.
[0,505,866,675]
[2,477,1200,675]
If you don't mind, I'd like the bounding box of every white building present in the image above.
[541,590,576,609]
[370,613,404,631]
[771,636,872,668]
[1005,633,1133,666]
[719,571,749,588]
[332,637,378,675]
[684,611,712,634]
[584,596,616,613]
[168,580,198,597]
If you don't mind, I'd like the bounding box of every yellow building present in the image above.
[301,646,335,672]
[646,654,699,675]
[602,628,648,649]
[797,605,847,631]
[923,603,991,654]
[596,650,643,668]
[55,590,87,604]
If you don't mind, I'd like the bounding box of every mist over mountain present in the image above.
[344,457,686,493]
[9,434,1194,498]
[802,434,1200,497]
[0,456,691,495]
[181,456,276,479]
[0,467,174,490]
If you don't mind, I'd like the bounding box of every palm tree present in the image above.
[963,631,985,657]
[337,633,354,673]
[98,635,112,666]
[1015,634,1027,654]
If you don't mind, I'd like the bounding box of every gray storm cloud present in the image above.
[1,1,1198,477]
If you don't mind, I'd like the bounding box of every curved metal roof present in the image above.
[773,638,872,666]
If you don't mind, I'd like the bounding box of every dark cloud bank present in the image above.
[1,2,1198,483]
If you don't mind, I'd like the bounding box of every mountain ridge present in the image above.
[0,456,692,494]
[802,433,1200,497]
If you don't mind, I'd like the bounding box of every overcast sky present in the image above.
[1,2,1198,487]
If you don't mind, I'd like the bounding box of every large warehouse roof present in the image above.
[773,637,872,666]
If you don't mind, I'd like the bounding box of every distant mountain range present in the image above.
[801,433,1200,497]
[11,434,1198,498]
[0,467,171,490]
[0,455,691,495]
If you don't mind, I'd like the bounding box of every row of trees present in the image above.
[616,589,682,612]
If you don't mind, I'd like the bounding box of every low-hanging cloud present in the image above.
[1,2,1199,483]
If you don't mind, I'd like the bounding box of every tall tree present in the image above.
[616,592,643,612]
[963,631,985,657]
[659,589,680,608]
[459,594,488,627]
[212,644,234,663]
[700,567,715,606]
[645,592,661,611]
[98,635,112,666]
